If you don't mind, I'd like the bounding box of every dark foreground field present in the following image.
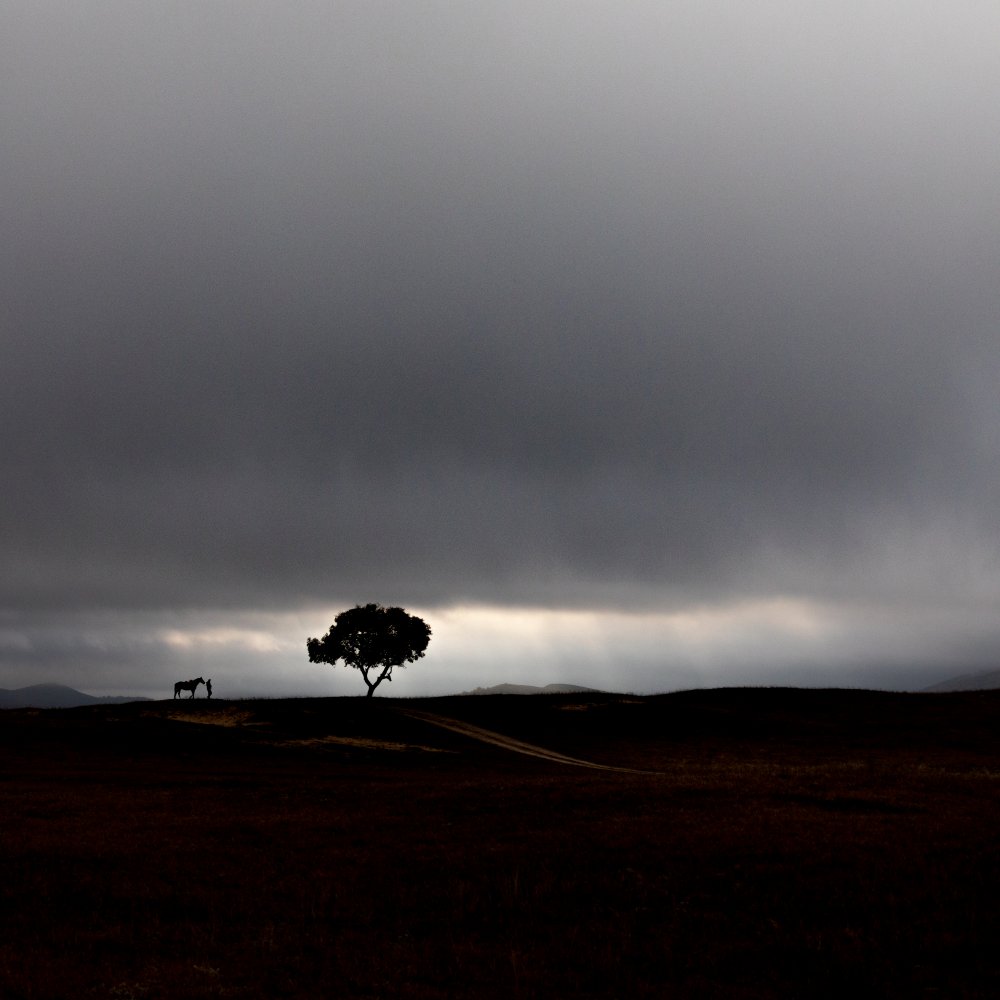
[1,688,999,999]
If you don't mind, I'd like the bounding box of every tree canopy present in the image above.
[306,603,431,697]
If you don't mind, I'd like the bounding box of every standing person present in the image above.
[206,678,213,699]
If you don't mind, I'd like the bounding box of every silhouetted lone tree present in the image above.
[307,604,431,698]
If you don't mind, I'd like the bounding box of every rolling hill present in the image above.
[460,682,600,695]
[0,683,150,709]
[923,668,1000,692]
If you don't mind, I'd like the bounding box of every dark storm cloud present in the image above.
[3,4,1000,690]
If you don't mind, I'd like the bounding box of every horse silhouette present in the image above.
[173,677,205,699]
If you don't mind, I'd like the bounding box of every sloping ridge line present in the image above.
[400,709,659,775]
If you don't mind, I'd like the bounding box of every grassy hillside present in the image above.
[1,689,998,998]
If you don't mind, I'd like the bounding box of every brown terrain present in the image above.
[1,687,998,998]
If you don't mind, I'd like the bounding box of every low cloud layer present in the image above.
[3,4,1000,695]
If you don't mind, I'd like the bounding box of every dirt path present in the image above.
[400,709,660,774]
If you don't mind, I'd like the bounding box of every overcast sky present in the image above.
[3,3,1000,698]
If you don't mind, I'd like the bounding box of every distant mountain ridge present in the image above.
[923,669,1000,693]
[461,683,601,696]
[0,684,151,709]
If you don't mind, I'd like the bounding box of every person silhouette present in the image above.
[206,678,213,699]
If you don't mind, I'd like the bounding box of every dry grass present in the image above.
[0,688,998,998]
